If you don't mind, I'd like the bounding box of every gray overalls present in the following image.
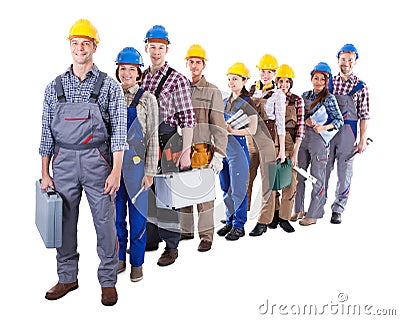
[52,72,118,287]
[294,96,330,219]
[325,83,362,214]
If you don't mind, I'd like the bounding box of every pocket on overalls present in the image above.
[61,109,93,145]
[96,142,112,167]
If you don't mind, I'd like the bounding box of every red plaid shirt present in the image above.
[331,73,370,120]
[142,62,196,128]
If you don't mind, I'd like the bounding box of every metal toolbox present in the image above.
[155,168,216,209]
[35,180,63,248]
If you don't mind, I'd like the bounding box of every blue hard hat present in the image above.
[115,47,144,66]
[311,62,331,76]
[144,25,170,44]
[337,43,359,59]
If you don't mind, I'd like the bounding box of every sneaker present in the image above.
[130,266,143,282]
[117,260,126,274]
[225,227,245,241]
[217,224,232,236]
[157,248,178,266]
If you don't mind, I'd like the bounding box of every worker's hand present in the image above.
[208,152,224,174]
[313,124,325,134]
[277,149,286,164]
[178,147,191,170]
[356,137,370,154]
[104,170,121,194]
[306,118,316,127]
[142,175,154,190]
[41,174,55,192]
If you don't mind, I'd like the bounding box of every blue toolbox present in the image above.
[35,180,63,248]
[155,168,216,209]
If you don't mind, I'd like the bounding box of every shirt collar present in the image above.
[65,63,99,79]
[126,83,140,95]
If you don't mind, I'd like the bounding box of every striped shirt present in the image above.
[331,73,370,120]
[39,64,127,157]
[141,62,196,128]
[124,84,159,176]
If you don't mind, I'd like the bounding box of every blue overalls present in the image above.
[219,96,250,228]
[325,82,364,214]
[115,88,148,267]
[294,96,330,219]
[52,72,118,287]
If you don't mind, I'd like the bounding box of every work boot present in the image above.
[101,287,118,306]
[330,212,342,224]
[225,227,245,241]
[157,248,178,266]
[197,240,212,252]
[130,266,143,282]
[145,242,159,252]
[180,233,194,240]
[117,260,126,274]
[45,281,78,300]
[217,224,232,236]
[299,217,317,226]
[267,210,280,229]
[249,223,267,236]
[279,218,295,233]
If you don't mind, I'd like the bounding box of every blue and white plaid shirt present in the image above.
[39,64,128,157]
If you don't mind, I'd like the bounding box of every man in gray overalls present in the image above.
[39,19,127,306]
[325,44,370,224]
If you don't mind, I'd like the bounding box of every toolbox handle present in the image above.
[39,179,58,196]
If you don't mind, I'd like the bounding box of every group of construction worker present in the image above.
[38,18,370,306]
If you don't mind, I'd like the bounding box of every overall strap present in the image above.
[129,88,145,107]
[348,80,364,96]
[89,71,107,103]
[224,96,250,113]
[154,67,174,99]
[55,76,66,103]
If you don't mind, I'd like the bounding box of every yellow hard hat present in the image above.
[227,62,251,79]
[276,64,295,79]
[67,19,100,44]
[185,44,207,60]
[256,54,279,70]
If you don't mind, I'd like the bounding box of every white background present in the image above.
[1,0,398,319]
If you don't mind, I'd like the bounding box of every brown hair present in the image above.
[115,65,142,83]
[310,71,330,109]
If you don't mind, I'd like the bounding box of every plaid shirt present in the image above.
[263,88,287,136]
[141,62,196,128]
[124,84,159,176]
[302,90,344,130]
[39,65,127,157]
[286,92,306,141]
[331,73,370,120]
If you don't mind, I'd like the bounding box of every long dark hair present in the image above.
[310,71,330,110]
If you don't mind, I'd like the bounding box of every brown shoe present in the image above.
[45,281,78,300]
[180,233,194,240]
[198,240,212,252]
[157,248,178,266]
[101,287,118,306]
[130,266,143,282]
[290,211,304,221]
[117,260,126,274]
[299,217,317,226]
